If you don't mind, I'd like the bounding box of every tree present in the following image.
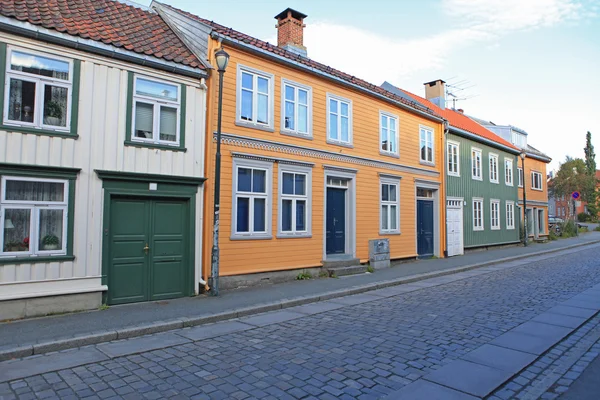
[584,131,596,174]
[550,157,592,219]
[583,131,598,218]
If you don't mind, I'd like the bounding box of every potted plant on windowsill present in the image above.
[4,241,22,252]
[43,101,63,126]
[41,234,60,251]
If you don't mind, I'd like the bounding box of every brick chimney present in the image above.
[424,79,446,110]
[275,8,308,57]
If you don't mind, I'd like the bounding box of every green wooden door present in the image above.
[108,197,189,305]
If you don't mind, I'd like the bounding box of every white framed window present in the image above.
[237,65,274,129]
[419,126,434,164]
[1,176,68,257]
[380,178,400,234]
[531,171,543,190]
[506,201,515,230]
[281,79,311,137]
[278,165,311,237]
[232,158,273,239]
[473,198,484,231]
[447,141,460,176]
[3,46,73,131]
[327,94,352,145]
[489,153,499,183]
[472,147,482,180]
[380,112,399,156]
[132,75,181,145]
[490,199,500,230]
[518,167,524,187]
[505,158,514,186]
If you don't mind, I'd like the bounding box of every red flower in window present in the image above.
[23,237,29,245]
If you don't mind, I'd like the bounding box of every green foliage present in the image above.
[99,304,109,311]
[560,220,578,238]
[318,270,329,278]
[42,234,59,245]
[549,230,558,241]
[583,131,599,217]
[44,100,63,119]
[578,212,591,222]
[366,265,375,273]
[584,131,596,174]
[296,270,312,280]
[594,225,600,231]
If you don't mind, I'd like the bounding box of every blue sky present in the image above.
[141,0,599,171]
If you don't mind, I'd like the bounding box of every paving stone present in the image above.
[96,333,190,358]
[239,311,305,327]
[176,321,254,341]
[382,379,478,399]
[463,344,537,372]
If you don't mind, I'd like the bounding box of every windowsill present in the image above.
[380,231,401,236]
[491,227,500,231]
[490,180,499,184]
[380,151,399,159]
[326,139,353,148]
[518,185,524,188]
[506,183,514,187]
[507,227,515,230]
[472,176,483,181]
[420,161,435,167]
[276,233,312,239]
[448,172,460,178]
[235,120,274,132]
[473,228,484,232]
[532,188,543,191]
[0,124,77,139]
[0,255,75,265]
[279,130,313,140]
[124,140,186,152]
[230,234,273,241]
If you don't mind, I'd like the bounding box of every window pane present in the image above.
[241,72,253,90]
[329,113,338,140]
[298,105,308,133]
[389,185,397,202]
[3,208,31,253]
[390,118,396,131]
[285,85,295,101]
[135,78,177,101]
[296,200,306,231]
[295,174,306,196]
[284,101,295,130]
[134,102,154,139]
[427,146,433,162]
[237,168,252,192]
[5,180,65,202]
[340,102,349,117]
[7,78,36,123]
[341,116,349,142]
[241,89,253,121]
[282,199,292,231]
[381,116,388,129]
[282,173,294,195]
[381,205,388,230]
[298,89,307,105]
[253,198,266,232]
[38,209,63,251]
[253,170,266,193]
[421,144,427,161]
[42,85,68,127]
[159,106,177,142]
[381,184,389,201]
[329,99,337,114]
[257,77,269,94]
[11,51,69,80]
[236,198,249,232]
[257,93,268,124]
[389,130,396,153]
[390,205,397,230]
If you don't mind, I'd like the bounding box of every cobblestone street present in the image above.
[2,244,600,400]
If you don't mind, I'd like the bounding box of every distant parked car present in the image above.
[548,216,564,225]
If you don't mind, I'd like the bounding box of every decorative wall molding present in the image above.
[518,200,548,206]
[378,172,403,180]
[230,152,315,167]
[323,165,359,174]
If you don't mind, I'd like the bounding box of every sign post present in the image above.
[572,191,580,237]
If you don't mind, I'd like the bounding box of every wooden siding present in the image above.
[519,156,549,235]
[446,133,520,248]
[0,34,206,299]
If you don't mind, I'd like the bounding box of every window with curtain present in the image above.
[282,81,310,136]
[447,141,459,176]
[380,113,398,156]
[489,154,499,183]
[472,148,482,180]
[380,180,400,233]
[490,200,500,230]
[237,66,273,128]
[473,198,483,231]
[419,127,434,163]
[4,47,72,130]
[505,159,514,186]
[132,76,180,145]
[234,165,269,235]
[279,168,311,236]
[1,177,68,256]
[506,201,515,229]
[327,95,352,145]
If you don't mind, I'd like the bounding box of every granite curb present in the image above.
[1,239,599,362]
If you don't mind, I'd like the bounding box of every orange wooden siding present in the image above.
[519,157,549,234]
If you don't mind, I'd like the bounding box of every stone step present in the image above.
[325,264,369,277]
[322,257,360,269]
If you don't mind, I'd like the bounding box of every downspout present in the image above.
[199,77,210,293]
[443,119,450,258]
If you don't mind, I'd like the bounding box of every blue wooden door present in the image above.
[326,188,346,254]
[417,200,434,257]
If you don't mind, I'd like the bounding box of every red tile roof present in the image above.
[0,0,203,69]
[396,86,519,151]
[157,2,440,119]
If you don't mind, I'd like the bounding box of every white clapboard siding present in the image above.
[0,34,207,299]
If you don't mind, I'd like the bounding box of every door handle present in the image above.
[333,217,338,225]
[143,243,150,254]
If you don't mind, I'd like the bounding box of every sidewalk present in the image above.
[1,233,599,361]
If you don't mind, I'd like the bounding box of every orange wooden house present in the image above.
[153,4,447,286]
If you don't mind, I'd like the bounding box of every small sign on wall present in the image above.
[149,183,158,191]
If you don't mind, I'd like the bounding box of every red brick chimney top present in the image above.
[275,8,308,56]
[457,109,464,113]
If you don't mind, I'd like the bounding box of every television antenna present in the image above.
[444,77,478,109]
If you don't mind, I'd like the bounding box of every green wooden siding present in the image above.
[446,132,520,248]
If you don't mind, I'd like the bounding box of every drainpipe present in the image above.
[443,120,449,257]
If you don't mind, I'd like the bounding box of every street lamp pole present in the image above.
[520,152,528,246]
[210,48,230,296]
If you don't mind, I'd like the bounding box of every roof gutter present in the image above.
[212,33,444,124]
[0,17,207,79]
[450,126,520,155]
[524,152,552,163]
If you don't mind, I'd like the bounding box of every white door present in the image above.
[447,200,464,257]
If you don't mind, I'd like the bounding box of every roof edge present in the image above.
[450,126,521,155]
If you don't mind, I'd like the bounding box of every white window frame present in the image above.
[277,165,312,237]
[489,153,499,184]
[490,199,500,230]
[280,79,312,138]
[473,197,484,231]
[231,158,273,239]
[471,147,482,181]
[236,64,275,130]
[380,177,401,234]
[419,126,435,165]
[3,46,74,132]
[531,171,543,191]
[326,93,353,146]
[132,74,181,146]
[518,167,524,188]
[0,176,68,257]
[379,111,399,157]
[505,158,514,186]
[506,201,515,230]
[447,140,460,177]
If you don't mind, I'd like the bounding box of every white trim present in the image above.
[277,164,312,238]
[326,93,353,146]
[531,170,543,191]
[504,158,514,186]
[236,64,275,130]
[379,111,399,157]
[446,196,464,257]
[447,140,460,177]
[414,182,441,257]
[518,167,524,188]
[280,78,312,138]
[490,199,500,230]
[473,197,484,231]
[419,125,435,165]
[0,276,105,301]
[231,158,273,240]
[489,153,499,184]
[471,147,483,181]
[379,176,401,234]
[323,169,356,260]
[506,200,515,230]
